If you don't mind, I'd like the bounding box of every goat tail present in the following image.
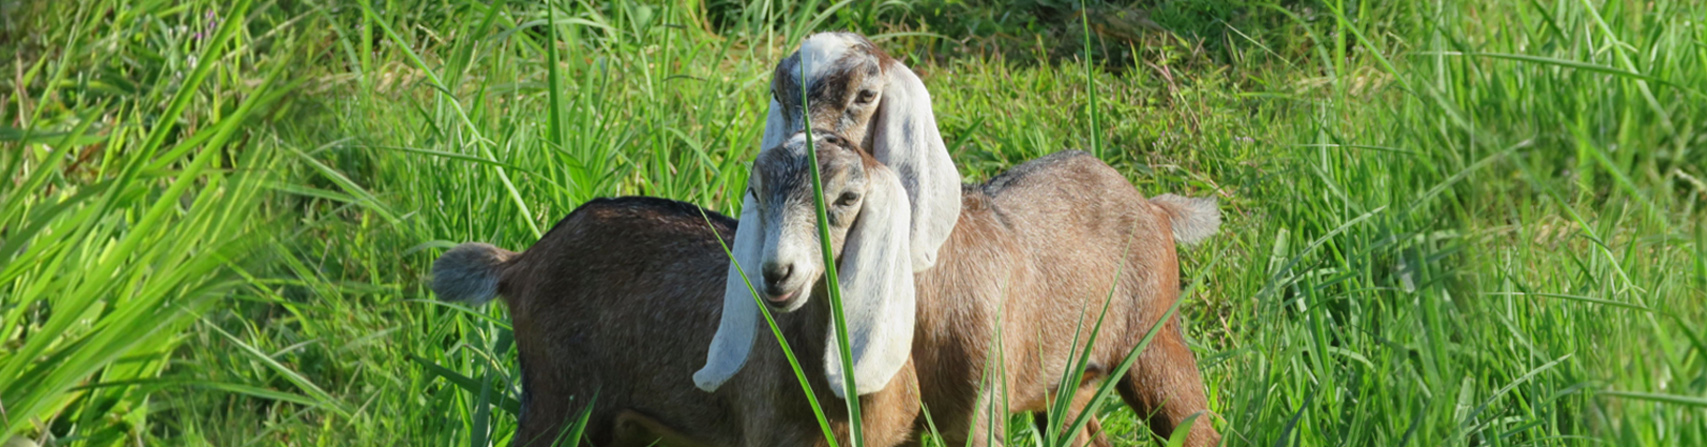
[1150,194,1221,246]
[432,242,518,305]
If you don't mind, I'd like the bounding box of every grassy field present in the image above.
[3,0,1704,445]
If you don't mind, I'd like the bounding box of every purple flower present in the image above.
[198,9,218,40]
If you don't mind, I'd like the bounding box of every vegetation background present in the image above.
[3,0,1704,445]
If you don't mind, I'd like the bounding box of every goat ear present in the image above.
[824,164,916,398]
[697,97,788,392]
[694,191,764,392]
[870,60,961,272]
[760,98,789,152]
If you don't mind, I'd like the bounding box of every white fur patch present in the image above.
[1150,194,1221,246]
[823,164,916,398]
[797,33,859,86]
[695,192,765,392]
[867,57,961,271]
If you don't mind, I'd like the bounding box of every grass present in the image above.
[2,0,1704,445]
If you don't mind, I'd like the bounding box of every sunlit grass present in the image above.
[1,0,1702,445]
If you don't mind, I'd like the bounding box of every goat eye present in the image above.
[835,192,859,206]
[855,90,877,104]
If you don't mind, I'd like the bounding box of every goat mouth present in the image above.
[765,290,799,304]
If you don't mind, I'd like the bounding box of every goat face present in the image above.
[698,130,920,398]
[747,132,871,312]
[767,33,892,152]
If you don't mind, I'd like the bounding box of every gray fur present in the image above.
[1150,193,1222,246]
[430,242,515,304]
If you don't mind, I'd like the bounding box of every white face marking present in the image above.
[762,135,823,309]
[765,213,820,311]
[797,33,858,87]
[784,131,812,148]
[752,132,872,312]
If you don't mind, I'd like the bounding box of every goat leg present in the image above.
[1115,318,1219,447]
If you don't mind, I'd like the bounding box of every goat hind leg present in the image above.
[1114,322,1220,447]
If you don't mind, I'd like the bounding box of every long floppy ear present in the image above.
[696,98,787,392]
[870,60,961,272]
[694,191,765,392]
[823,164,916,398]
[760,98,789,153]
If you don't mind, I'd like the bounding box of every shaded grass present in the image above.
[1,0,1703,445]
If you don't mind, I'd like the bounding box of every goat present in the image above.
[432,190,921,447]
[434,133,1223,446]
[707,30,1223,445]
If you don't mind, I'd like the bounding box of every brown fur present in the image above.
[908,151,1218,447]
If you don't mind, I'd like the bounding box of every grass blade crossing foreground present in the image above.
[801,48,867,447]
[1598,391,1707,409]
[701,210,843,447]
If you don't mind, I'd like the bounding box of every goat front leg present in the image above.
[612,409,715,447]
[939,389,1007,447]
[756,375,922,447]
[854,368,925,447]
[1031,386,1113,447]
[1046,387,1114,447]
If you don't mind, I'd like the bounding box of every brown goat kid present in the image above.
[433,134,1222,447]
[434,197,918,447]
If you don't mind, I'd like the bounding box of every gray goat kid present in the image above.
[434,133,1222,447]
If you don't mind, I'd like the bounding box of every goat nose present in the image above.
[762,262,794,288]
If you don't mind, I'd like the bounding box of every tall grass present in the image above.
[2,0,1702,445]
[1,0,304,442]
